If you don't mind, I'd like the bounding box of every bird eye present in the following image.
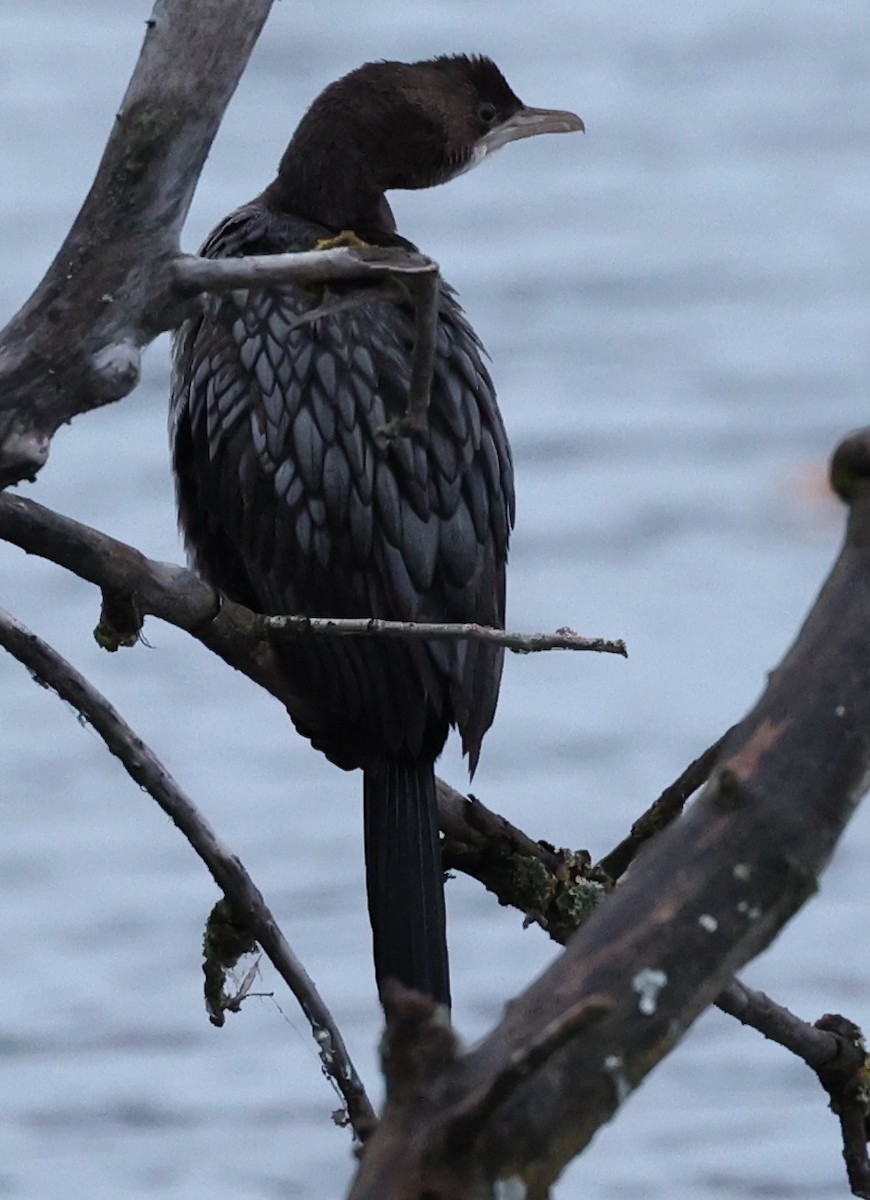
[478,101,497,124]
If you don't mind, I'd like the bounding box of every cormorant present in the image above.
[170,55,583,1008]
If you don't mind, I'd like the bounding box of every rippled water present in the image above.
[2,3,869,1197]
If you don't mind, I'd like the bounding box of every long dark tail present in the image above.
[363,759,450,1006]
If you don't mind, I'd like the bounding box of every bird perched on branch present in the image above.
[170,55,583,1009]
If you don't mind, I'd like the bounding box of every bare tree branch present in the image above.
[345,436,870,1198]
[6,482,866,1191]
[267,612,625,656]
[173,245,439,296]
[438,779,606,942]
[596,726,733,881]
[718,988,870,1198]
[0,605,376,1142]
[0,3,451,490]
[717,980,849,1070]
[440,749,870,1188]
[0,0,276,487]
[0,495,623,696]
[443,997,611,1156]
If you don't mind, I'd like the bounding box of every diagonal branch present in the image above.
[596,727,732,880]
[0,604,376,1142]
[0,0,277,488]
[440,760,870,1162]
[346,434,870,1198]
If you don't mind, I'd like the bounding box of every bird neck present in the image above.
[264,139,398,239]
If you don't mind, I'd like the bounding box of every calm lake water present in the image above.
[2,2,869,1197]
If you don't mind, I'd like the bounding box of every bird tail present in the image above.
[363,759,450,1007]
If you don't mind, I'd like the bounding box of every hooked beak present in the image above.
[481,105,585,154]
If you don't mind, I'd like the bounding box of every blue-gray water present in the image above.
[2,3,869,1196]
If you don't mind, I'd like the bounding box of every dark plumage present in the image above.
[170,55,583,1007]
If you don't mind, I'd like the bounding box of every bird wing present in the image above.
[170,205,514,771]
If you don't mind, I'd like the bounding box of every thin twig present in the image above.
[177,247,444,440]
[0,605,376,1142]
[595,728,732,880]
[406,269,440,430]
[373,268,441,441]
[266,613,626,657]
[0,495,625,661]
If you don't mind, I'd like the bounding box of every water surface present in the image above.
[1,3,869,1196]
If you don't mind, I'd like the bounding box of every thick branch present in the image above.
[0,0,274,487]
[0,605,375,1141]
[444,744,870,1197]
[348,439,870,1198]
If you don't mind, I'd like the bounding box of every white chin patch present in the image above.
[453,142,491,178]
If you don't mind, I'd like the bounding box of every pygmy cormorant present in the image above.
[170,55,583,1008]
